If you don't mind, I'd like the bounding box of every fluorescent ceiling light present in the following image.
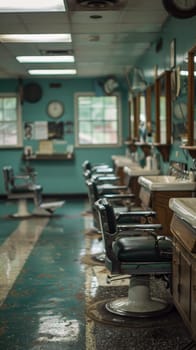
[28,69,77,75]
[16,56,75,63]
[0,34,71,43]
[0,0,65,12]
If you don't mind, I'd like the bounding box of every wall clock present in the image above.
[47,100,64,118]
[162,0,196,18]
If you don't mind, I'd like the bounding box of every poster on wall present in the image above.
[24,122,34,140]
[34,121,48,140]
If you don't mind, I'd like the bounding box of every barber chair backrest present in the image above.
[86,179,99,209]
[95,198,120,265]
[95,198,117,235]
[3,166,15,193]
[82,160,91,172]
[100,198,116,235]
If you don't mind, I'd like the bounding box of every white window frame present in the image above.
[0,93,22,148]
[74,92,122,148]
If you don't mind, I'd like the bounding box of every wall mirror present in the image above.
[138,92,146,142]
[155,71,172,145]
[172,60,188,143]
[129,92,146,142]
[187,45,196,146]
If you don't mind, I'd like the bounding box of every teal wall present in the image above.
[0,78,128,195]
[0,15,196,195]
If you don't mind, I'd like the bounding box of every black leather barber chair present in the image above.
[3,166,64,217]
[94,197,173,317]
[85,178,157,262]
[86,178,156,229]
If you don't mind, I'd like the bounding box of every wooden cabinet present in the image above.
[171,214,196,340]
[128,176,142,206]
[140,189,195,236]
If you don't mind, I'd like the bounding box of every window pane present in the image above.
[0,95,21,147]
[4,98,17,109]
[76,95,119,146]
[0,122,17,145]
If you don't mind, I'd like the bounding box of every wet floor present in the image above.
[0,198,195,350]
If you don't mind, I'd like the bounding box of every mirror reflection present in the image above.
[138,93,146,142]
[159,75,166,144]
[155,71,171,145]
[172,60,188,143]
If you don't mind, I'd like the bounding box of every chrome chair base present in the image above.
[105,276,172,318]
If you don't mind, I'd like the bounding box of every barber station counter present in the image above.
[138,175,196,236]
[111,155,135,185]
[169,198,196,340]
[124,166,160,206]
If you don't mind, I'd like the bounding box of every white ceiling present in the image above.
[0,0,169,79]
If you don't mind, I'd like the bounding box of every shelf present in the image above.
[134,142,152,157]
[124,140,137,152]
[23,153,74,160]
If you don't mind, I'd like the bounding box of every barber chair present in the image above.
[94,197,173,317]
[86,178,156,227]
[83,169,126,197]
[85,178,157,262]
[2,166,64,217]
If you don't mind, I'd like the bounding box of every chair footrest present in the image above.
[40,201,64,209]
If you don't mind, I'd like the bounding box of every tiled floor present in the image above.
[0,198,195,350]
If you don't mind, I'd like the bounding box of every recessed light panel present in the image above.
[0,34,72,43]
[16,56,75,63]
[28,69,77,75]
[0,0,65,12]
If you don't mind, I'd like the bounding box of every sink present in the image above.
[124,166,160,177]
[169,197,196,228]
[112,155,135,167]
[138,175,196,191]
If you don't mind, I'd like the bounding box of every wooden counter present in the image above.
[139,187,195,236]
[170,214,196,340]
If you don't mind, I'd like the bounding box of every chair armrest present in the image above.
[101,185,130,195]
[14,173,35,188]
[15,175,31,180]
[94,175,119,182]
[117,223,162,230]
[117,210,156,217]
[104,194,135,200]
[93,167,113,173]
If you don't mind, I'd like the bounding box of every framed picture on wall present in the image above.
[170,39,176,69]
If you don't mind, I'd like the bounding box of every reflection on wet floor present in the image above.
[0,198,195,350]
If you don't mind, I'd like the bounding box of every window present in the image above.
[0,94,22,148]
[75,94,121,147]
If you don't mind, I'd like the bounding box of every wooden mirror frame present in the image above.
[135,93,141,140]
